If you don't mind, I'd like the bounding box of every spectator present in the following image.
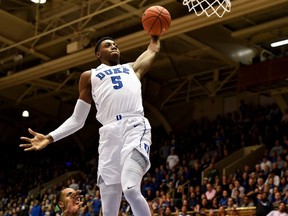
[276,155,285,170]
[240,195,254,207]
[120,200,132,216]
[205,183,216,202]
[266,171,280,188]
[175,174,186,189]
[260,156,272,171]
[194,198,210,215]
[226,206,239,216]
[232,189,242,207]
[187,191,198,211]
[31,199,42,216]
[267,201,288,216]
[166,148,180,171]
[266,176,277,195]
[231,181,245,199]
[163,206,173,216]
[207,162,219,184]
[19,197,31,216]
[272,191,283,209]
[219,190,229,207]
[145,188,155,202]
[240,171,249,190]
[159,141,170,161]
[245,177,257,201]
[190,162,202,186]
[271,162,282,177]
[255,192,273,216]
[282,191,288,204]
[215,185,223,200]
[255,177,265,193]
[141,176,154,198]
[178,205,191,216]
[91,190,101,216]
[220,175,230,194]
[270,139,283,157]
[217,206,226,216]
[227,197,235,209]
[69,178,80,191]
[211,197,219,210]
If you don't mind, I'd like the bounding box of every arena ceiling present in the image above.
[0,0,288,135]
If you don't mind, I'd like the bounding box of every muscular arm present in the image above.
[78,70,93,104]
[49,70,93,142]
[20,71,92,151]
[132,36,160,79]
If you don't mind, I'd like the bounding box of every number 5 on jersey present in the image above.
[111,76,123,89]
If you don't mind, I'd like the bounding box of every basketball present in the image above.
[142,5,171,36]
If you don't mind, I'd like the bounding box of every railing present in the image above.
[28,170,82,197]
[202,145,265,183]
[152,206,256,216]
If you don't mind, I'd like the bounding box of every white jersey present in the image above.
[91,63,151,185]
[91,63,144,125]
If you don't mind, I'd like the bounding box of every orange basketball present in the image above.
[142,5,171,36]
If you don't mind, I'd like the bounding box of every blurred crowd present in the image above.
[2,101,288,216]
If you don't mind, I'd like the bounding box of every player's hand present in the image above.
[19,128,51,151]
[63,190,83,216]
[151,35,159,41]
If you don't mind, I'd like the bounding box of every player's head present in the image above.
[56,188,78,212]
[94,37,114,54]
[94,36,120,65]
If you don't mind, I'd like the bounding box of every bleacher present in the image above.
[1,102,288,216]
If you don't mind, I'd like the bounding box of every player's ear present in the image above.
[58,201,64,209]
[96,51,101,60]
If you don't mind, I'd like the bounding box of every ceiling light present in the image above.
[31,0,46,3]
[22,110,29,118]
[271,39,288,48]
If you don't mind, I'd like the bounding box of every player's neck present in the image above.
[62,211,79,216]
[101,59,119,66]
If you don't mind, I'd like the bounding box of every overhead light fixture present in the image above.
[271,39,288,48]
[31,0,46,3]
[22,110,29,118]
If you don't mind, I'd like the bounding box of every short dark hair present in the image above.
[94,36,114,54]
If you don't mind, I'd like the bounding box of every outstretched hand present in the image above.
[19,128,52,151]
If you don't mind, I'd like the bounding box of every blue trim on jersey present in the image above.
[139,118,146,145]
[139,118,150,154]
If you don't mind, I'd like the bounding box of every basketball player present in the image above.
[20,35,160,216]
[56,188,83,216]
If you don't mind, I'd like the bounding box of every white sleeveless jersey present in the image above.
[91,63,144,125]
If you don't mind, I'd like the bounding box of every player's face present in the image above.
[59,188,80,210]
[97,39,120,65]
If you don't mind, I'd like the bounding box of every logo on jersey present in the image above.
[143,143,150,154]
[95,67,130,80]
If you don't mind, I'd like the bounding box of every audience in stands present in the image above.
[2,102,288,215]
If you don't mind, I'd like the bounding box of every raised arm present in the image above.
[19,71,92,151]
[132,36,160,79]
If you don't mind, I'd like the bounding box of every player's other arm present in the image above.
[132,36,160,79]
[20,71,92,151]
